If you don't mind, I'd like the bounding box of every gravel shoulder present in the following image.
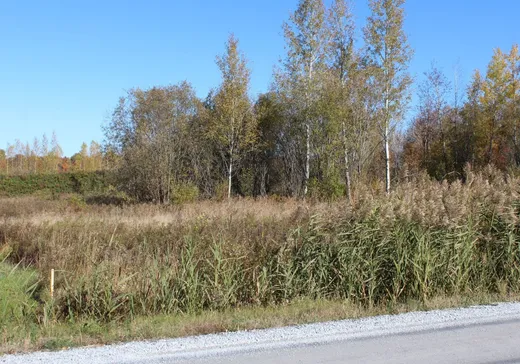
[2,302,520,364]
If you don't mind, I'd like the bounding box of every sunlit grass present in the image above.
[1,166,520,353]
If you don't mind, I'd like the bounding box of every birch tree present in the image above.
[281,0,328,196]
[32,137,41,173]
[80,142,88,170]
[50,131,63,172]
[506,45,520,165]
[416,63,451,177]
[364,0,412,193]
[210,34,257,199]
[6,144,14,175]
[0,149,5,175]
[326,0,357,201]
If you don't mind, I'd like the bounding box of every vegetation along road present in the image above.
[3,302,520,364]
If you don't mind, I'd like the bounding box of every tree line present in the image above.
[2,0,519,204]
[104,0,415,203]
[403,45,520,180]
[0,133,106,175]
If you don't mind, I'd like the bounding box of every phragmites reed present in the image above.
[1,165,519,322]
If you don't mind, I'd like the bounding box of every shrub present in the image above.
[308,175,344,201]
[215,181,229,201]
[170,182,199,204]
[0,172,111,197]
[66,194,87,212]
[238,167,255,197]
[85,186,133,206]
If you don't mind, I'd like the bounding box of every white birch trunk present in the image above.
[228,153,233,199]
[303,122,311,197]
[385,96,391,194]
[342,122,352,203]
[303,58,314,198]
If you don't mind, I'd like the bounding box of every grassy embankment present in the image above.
[1,167,520,354]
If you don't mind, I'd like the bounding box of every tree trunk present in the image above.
[260,162,267,197]
[385,97,391,194]
[514,84,520,166]
[342,122,352,203]
[166,172,171,205]
[303,122,311,197]
[488,118,495,164]
[303,57,314,198]
[441,122,448,172]
[228,153,233,199]
[385,124,391,193]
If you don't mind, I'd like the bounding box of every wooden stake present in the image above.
[50,269,55,298]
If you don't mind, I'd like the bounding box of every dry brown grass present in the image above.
[1,196,316,226]
[4,166,517,229]
[354,166,520,227]
[1,166,520,354]
[1,167,519,306]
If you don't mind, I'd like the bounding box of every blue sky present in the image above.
[0,0,518,156]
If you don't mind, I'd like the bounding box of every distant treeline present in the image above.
[0,135,109,176]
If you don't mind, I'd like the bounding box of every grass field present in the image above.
[1,167,520,354]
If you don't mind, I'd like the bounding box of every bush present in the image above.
[70,172,111,194]
[66,194,87,212]
[215,181,229,201]
[238,167,255,197]
[85,186,133,206]
[0,172,111,197]
[170,182,199,204]
[308,175,344,201]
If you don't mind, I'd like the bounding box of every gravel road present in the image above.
[2,302,520,364]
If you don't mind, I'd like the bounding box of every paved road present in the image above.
[169,318,520,364]
[3,303,520,364]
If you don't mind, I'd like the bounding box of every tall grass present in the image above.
[0,261,40,327]
[1,167,519,324]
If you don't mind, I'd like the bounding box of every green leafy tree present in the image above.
[209,34,257,199]
[417,64,451,177]
[50,131,63,172]
[79,142,88,170]
[253,92,285,196]
[463,70,484,166]
[325,0,357,201]
[105,83,203,203]
[31,137,40,173]
[480,48,509,167]
[364,0,413,192]
[280,0,329,197]
[41,134,51,173]
[89,141,103,171]
[6,144,15,175]
[506,44,520,165]
[0,149,5,175]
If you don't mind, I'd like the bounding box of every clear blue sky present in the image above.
[0,0,518,156]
